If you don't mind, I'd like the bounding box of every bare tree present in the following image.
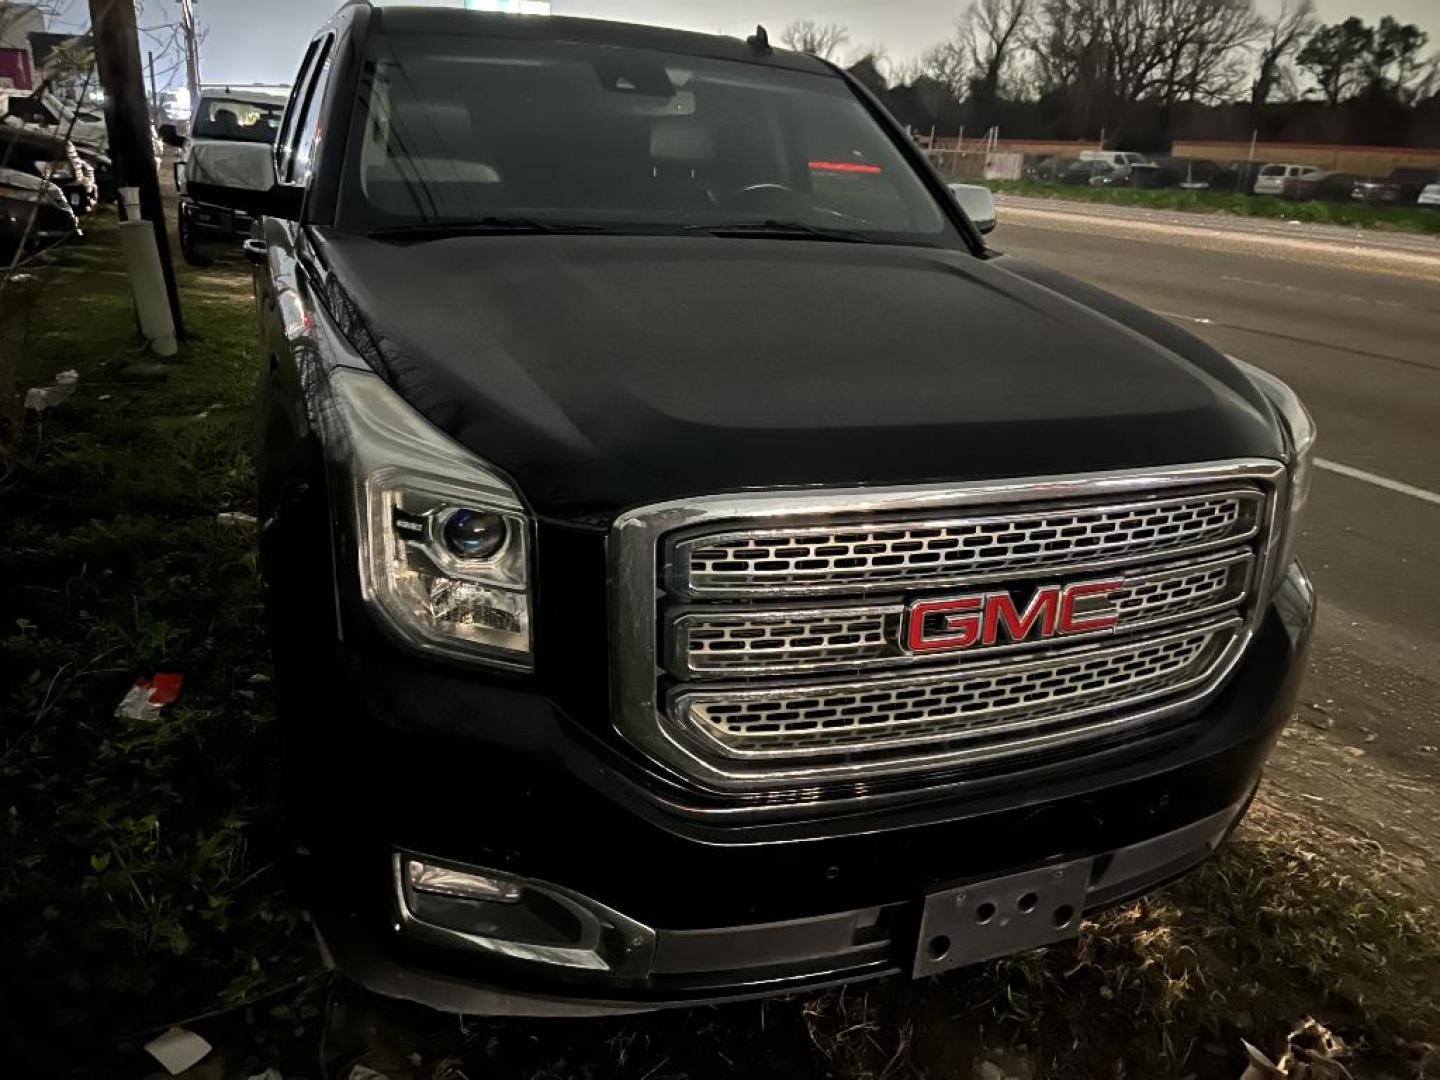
[917,39,969,98]
[1027,0,1107,98]
[780,19,851,61]
[1251,0,1316,106]
[963,0,1033,109]
[1029,0,1261,106]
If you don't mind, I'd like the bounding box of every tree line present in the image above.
[781,2,1440,149]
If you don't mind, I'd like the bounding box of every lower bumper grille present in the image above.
[611,462,1284,798]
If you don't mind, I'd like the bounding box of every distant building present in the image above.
[0,2,45,89]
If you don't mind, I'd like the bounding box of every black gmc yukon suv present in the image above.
[250,3,1316,1015]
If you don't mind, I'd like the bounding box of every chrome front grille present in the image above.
[677,622,1233,758]
[674,489,1263,598]
[610,462,1285,802]
[672,550,1252,677]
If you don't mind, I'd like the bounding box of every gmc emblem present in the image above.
[903,579,1123,654]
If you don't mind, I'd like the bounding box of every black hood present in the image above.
[313,231,1282,522]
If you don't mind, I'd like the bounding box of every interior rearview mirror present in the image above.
[948,183,997,235]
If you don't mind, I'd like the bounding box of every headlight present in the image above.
[35,160,76,182]
[332,368,533,670]
[1232,359,1316,574]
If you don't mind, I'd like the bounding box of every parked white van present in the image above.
[1254,163,1320,195]
[1078,150,1149,169]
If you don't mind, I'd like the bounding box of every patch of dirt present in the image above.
[1265,609,1440,902]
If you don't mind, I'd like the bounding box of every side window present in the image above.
[287,35,336,186]
[275,38,321,181]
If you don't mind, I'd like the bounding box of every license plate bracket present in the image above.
[913,858,1091,977]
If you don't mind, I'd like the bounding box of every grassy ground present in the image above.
[975,179,1440,234]
[1,214,1438,1079]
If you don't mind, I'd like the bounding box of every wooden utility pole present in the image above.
[180,0,201,108]
[88,0,184,337]
[147,50,158,116]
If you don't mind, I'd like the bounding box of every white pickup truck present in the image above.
[170,84,290,265]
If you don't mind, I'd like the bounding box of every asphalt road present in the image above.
[992,196,1440,886]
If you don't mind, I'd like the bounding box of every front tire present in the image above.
[178,205,212,267]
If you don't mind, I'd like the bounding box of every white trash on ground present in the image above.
[114,673,183,721]
[143,1026,212,1075]
[24,369,79,411]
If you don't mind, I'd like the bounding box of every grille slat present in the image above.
[673,550,1251,677]
[677,623,1233,759]
[673,490,1263,598]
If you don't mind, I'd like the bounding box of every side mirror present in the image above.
[263,185,305,221]
[159,124,186,149]
[948,183,997,235]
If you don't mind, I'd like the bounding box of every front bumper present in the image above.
[179,197,255,238]
[290,564,1313,1015]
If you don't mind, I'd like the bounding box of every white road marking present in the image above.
[1219,274,1411,310]
[1316,458,1440,507]
[1157,310,1213,324]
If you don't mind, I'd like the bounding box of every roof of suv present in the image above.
[363,6,833,75]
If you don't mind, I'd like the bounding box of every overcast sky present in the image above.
[51,0,1440,88]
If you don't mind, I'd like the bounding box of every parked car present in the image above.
[1072,151,1152,188]
[1253,163,1321,196]
[0,117,98,214]
[1087,160,1130,187]
[1418,182,1440,208]
[1143,157,1226,190]
[0,167,80,260]
[1205,161,1247,193]
[1078,150,1149,169]
[252,4,1315,1017]
[167,84,289,265]
[2,88,109,154]
[1022,155,1063,182]
[1057,157,1099,185]
[1352,167,1440,205]
[1282,171,1362,202]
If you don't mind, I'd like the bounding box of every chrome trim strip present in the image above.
[668,488,1265,598]
[668,548,1254,678]
[609,460,1288,799]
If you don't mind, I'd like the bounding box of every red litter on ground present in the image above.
[115,673,184,720]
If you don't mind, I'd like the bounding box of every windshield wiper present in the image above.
[679,220,873,243]
[370,217,611,239]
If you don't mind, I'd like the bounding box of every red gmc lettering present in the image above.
[906,579,1123,653]
[982,589,1059,646]
[906,595,984,652]
[1058,579,1123,634]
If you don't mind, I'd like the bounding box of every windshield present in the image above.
[193,98,284,144]
[336,34,954,243]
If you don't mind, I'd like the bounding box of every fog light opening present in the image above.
[406,859,523,904]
